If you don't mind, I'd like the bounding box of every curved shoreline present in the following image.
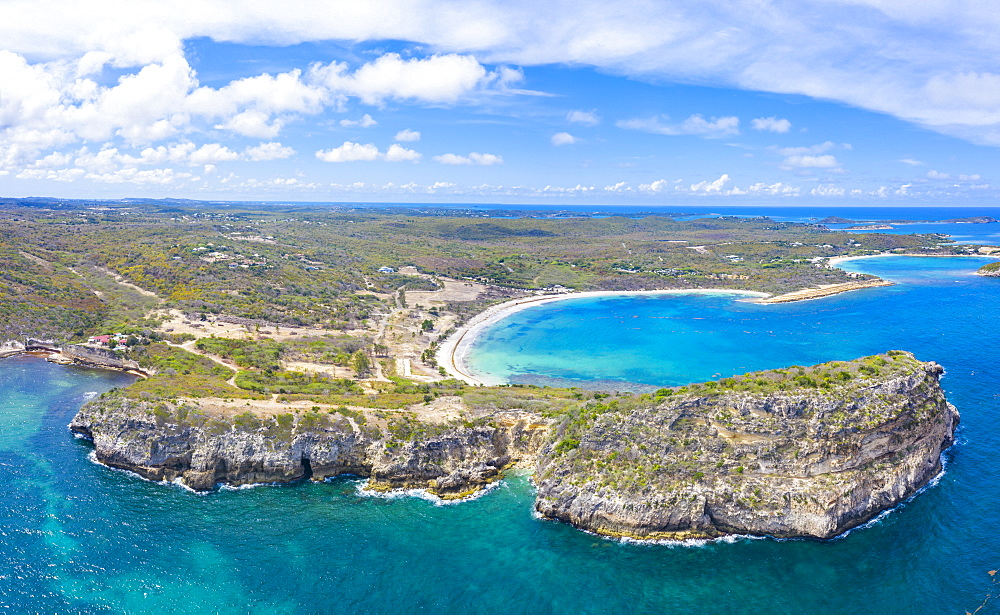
[437,252,1000,386]
[436,289,768,386]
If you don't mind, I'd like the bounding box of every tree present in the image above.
[421,319,434,332]
[351,350,371,377]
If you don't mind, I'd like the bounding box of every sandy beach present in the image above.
[437,251,1000,385]
[436,288,768,386]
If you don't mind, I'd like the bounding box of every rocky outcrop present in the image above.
[56,345,141,372]
[70,352,958,541]
[70,402,548,495]
[0,340,25,358]
[533,352,958,540]
[977,262,1000,277]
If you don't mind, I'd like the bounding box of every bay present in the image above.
[2,254,999,613]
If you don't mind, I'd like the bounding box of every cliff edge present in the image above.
[534,352,958,540]
[70,351,957,540]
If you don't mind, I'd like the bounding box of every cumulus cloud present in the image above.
[244,142,296,161]
[617,114,739,138]
[312,53,513,106]
[0,46,522,178]
[383,143,422,162]
[433,152,504,165]
[315,141,421,163]
[551,132,577,146]
[751,117,791,133]
[689,174,732,193]
[394,129,421,142]
[927,170,950,180]
[315,141,380,163]
[567,110,600,126]
[2,1,1000,146]
[340,113,377,128]
[638,179,671,193]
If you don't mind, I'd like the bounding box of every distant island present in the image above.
[845,224,894,230]
[821,215,996,226]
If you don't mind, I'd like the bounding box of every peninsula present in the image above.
[70,351,958,540]
[0,200,978,541]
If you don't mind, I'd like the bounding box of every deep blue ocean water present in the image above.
[3,213,1000,612]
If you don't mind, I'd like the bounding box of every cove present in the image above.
[1,255,998,613]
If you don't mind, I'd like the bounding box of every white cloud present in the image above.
[638,179,670,193]
[604,181,631,192]
[551,132,577,146]
[383,143,422,162]
[617,114,740,138]
[340,113,377,128]
[315,141,420,163]
[394,129,421,142]
[567,110,600,126]
[315,141,380,163]
[959,173,982,181]
[810,184,845,197]
[781,154,839,169]
[896,184,912,195]
[777,141,837,156]
[689,174,732,193]
[433,152,504,165]
[899,158,924,166]
[3,2,1000,146]
[927,170,950,180]
[189,143,239,165]
[312,53,507,105]
[244,142,296,161]
[214,110,284,139]
[751,117,791,133]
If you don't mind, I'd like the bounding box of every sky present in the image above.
[2,0,1000,205]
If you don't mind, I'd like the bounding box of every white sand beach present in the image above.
[436,288,767,386]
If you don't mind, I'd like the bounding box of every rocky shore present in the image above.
[71,352,958,540]
[1,339,146,376]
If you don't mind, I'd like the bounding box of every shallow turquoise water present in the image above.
[3,255,999,613]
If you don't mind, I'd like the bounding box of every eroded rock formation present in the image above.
[71,352,958,540]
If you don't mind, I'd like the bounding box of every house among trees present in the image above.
[378,266,395,273]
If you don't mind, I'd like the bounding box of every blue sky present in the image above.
[2,1,999,205]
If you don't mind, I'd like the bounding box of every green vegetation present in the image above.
[126,343,261,400]
[978,261,1000,275]
[0,201,976,343]
[541,352,931,492]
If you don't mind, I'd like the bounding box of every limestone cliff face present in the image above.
[70,352,958,541]
[533,353,958,540]
[70,403,548,494]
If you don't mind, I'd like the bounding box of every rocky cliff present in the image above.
[533,352,958,540]
[70,351,958,540]
[70,400,548,495]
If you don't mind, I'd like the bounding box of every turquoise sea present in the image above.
[3,257,1000,612]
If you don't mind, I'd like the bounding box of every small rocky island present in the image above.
[71,351,957,541]
[977,262,1000,277]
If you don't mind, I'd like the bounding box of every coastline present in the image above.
[438,252,1000,386]
[0,346,148,378]
[436,288,768,386]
